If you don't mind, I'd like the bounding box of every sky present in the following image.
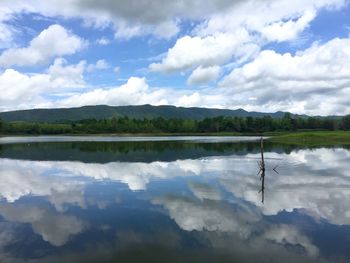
[0,0,349,115]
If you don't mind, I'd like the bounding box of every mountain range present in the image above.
[0,104,315,123]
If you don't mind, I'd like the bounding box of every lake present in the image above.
[0,136,349,263]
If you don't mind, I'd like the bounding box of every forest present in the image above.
[1,113,350,135]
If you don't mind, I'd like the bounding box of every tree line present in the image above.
[1,113,350,135]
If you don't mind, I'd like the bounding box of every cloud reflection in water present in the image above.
[0,146,349,262]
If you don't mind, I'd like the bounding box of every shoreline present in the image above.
[1,131,349,146]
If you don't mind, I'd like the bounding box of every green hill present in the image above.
[0,104,291,123]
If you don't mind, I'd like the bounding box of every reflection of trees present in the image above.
[0,141,350,163]
[2,140,349,163]
[0,141,281,163]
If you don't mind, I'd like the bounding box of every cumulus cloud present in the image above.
[48,58,86,87]
[148,0,345,79]
[0,24,86,67]
[220,37,350,115]
[194,0,344,36]
[0,22,15,49]
[153,20,180,39]
[150,32,259,72]
[0,69,48,110]
[57,77,168,108]
[0,67,224,111]
[260,9,316,42]
[96,37,110,45]
[0,0,348,114]
[1,0,231,39]
[176,92,203,107]
[0,59,88,111]
[187,66,221,85]
[1,0,344,40]
[0,6,18,49]
[71,0,237,24]
[0,67,180,111]
[86,59,110,72]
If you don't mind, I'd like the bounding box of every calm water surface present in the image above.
[0,136,349,263]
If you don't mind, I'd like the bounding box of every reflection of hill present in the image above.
[0,141,263,163]
[1,140,349,163]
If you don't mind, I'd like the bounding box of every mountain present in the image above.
[0,104,294,123]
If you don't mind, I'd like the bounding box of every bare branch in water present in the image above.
[258,137,265,203]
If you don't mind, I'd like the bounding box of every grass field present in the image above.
[268,131,350,146]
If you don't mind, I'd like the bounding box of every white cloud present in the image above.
[150,32,259,72]
[0,68,174,111]
[113,21,144,39]
[148,0,345,76]
[0,24,86,67]
[113,20,180,40]
[220,37,350,115]
[0,6,17,48]
[0,0,346,44]
[58,77,168,108]
[154,20,180,39]
[176,92,203,107]
[86,59,110,72]
[48,58,86,87]
[187,66,221,85]
[0,22,15,49]
[195,0,344,37]
[96,37,110,45]
[95,59,109,69]
[0,0,348,114]
[0,0,240,39]
[0,59,88,111]
[260,9,316,42]
[0,69,50,110]
[0,67,224,111]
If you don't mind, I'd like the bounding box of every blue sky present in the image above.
[0,0,349,115]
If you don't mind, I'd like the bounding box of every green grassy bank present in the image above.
[268,131,350,146]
